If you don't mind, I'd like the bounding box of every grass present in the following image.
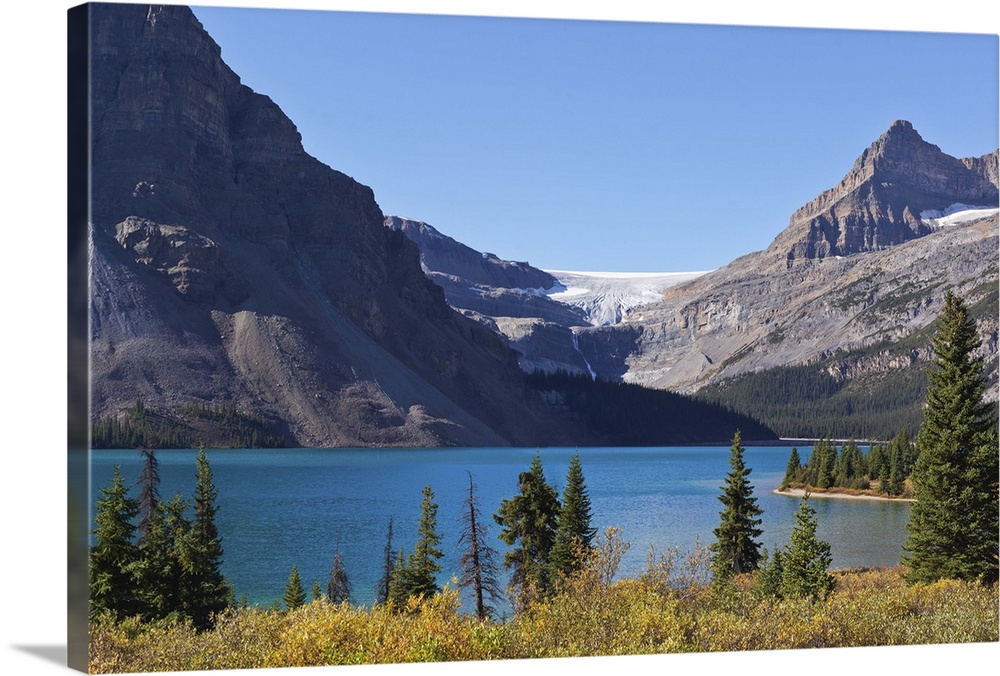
[89,542,998,673]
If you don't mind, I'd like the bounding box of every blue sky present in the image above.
[193,6,993,272]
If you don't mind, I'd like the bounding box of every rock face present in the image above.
[618,215,998,394]
[87,4,588,447]
[386,216,587,327]
[772,120,998,267]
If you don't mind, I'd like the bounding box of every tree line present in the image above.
[92,399,288,449]
[279,451,598,619]
[780,432,919,497]
[526,369,776,444]
[90,446,231,630]
[723,292,997,588]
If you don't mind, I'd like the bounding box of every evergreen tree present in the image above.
[387,548,410,606]
[283,564,306,611]
[710,431,764,579]
[375,517,394,605]
[136,446,160,535]
[780,496,834,601]
[887,443,905,497]
[310,580,324,602]
[178,447,231,629]
[389,485,444,604]
[457,472,504,620]
[755,547,784,599]
[815,439,837,489]
[868,443,888,483]
[327,542,351,604]
[904,292,999,584]
[135,494,189,622]
[878,462,891,496]
[90,466,142,619]
[781,447,801,489]
[550,452,597,582]
[494,452,560,603]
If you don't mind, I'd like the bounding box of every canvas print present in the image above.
[68,1,999,673]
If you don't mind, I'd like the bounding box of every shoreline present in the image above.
[774,487,915,503]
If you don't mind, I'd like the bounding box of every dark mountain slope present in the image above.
[86,4,579,447]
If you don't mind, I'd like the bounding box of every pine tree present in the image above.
[375,517,394,605]
[457,472,504,620]
[283,564,306,611]
[550,452,597,582]
[178,447,231,629]
[310,580,324,602]
[904,292,999,584]
[781,447,801,489]
[90,466,142,619]
[710,431,764,579]
[780,495,834,601]
[494,452,560,603]
[327,542,351,604]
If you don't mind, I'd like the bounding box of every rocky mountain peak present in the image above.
[771,120,998,266]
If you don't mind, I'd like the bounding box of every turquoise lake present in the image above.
[89,446,912,609]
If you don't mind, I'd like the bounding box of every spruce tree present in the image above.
[780,495,834,601]
[375,517,394,605]
[178,447,231,629]
[710,431,764,579]
[136,445,160,535]
[904,292,999,584]
[135,493,189,621]
[550,452,597,582]
[283,564,306,611]
[457,472,504,620]
[389,485,444,604]
[90,466,142,619]
[494,452,560,603]
[327,542,351,604]
[781,447,801,489]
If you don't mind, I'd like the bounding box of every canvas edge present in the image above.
[68,2,92,672]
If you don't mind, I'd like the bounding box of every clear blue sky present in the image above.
[191,2,998,272]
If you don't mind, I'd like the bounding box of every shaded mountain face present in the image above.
[87,4,589,447]
[772,120,998,267]
[385,216,587,327]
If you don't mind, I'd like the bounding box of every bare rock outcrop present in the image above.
[771,120,998,267]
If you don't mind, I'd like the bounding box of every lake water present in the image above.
[89,446,911,609]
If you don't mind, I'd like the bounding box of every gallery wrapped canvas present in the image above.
[65,1,998,674]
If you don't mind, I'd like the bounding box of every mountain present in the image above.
[773,120,998,267]
[600,123,999,437]
[385,216,587,327]
[85,4,585,447]
[85,4,769,448]
[384,120,997,439]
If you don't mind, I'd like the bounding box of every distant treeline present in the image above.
[526,369,775,444]
[695,362,927,440]
[781,434,918,498]
[92,399,288,449]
